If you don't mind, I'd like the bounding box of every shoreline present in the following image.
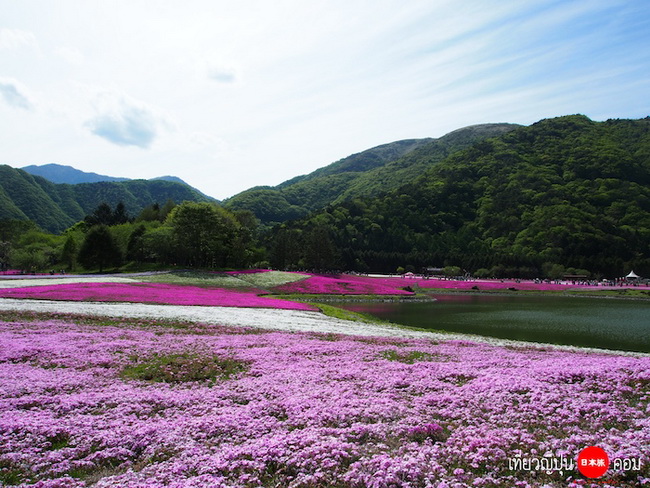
[416,288,650,301]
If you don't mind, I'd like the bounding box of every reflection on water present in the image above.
[338,294,650,352]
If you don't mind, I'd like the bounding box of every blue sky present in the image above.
[0,0,648,199]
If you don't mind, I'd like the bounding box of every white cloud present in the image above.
[207,64,237,83]
[0,77,34,110]
[0,28,37,50]
[84,91,168,149]
[55,46,85,65]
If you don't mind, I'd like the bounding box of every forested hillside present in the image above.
[0,165,213,233]
[224,123,518,225]
[269,115,650,277]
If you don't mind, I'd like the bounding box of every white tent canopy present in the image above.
[626,270,641,279]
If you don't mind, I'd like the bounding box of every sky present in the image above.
[1,0,649,200]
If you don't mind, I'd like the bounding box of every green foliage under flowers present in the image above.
[379,349,434,363]
[0,459,29,485]
[45,433,72,451]
[121,352,248,384]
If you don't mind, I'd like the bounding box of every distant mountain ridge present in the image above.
[0,165,214,233]
[21,164,131,184]
[21,163,198,191]
[224,123,520,225]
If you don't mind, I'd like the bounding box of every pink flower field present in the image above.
[0,314,648,487]
[0,282,317,311]
[414,278,599,292]
[273,274,414,295]
[271,273,641,295]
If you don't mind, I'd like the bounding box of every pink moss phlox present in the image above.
[0,269,23,275]
[271,272,639,295]
[0,282,317,311]
[273,274,414,295]
[1,319,648,487]
[415,278,600,292]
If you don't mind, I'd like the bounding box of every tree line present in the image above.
[1,200,261,274]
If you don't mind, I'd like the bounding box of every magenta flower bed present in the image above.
[274,274,414,295]
[0,282,317,311]
[273,273,627,295]
[0,269,23,275]
[414,278,593,292]
[1,317,648,487]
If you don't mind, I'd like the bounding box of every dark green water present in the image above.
[338,294,650,352]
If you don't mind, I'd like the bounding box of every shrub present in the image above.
[379,349,433,364]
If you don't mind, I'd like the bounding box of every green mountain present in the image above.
[0,165,214,233]
[270,115,650,277]
[224,123,519,225]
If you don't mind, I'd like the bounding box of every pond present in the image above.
[337,294,650,353]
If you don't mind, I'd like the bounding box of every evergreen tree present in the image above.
[78,225,122,272]
[112,201,130,225]
[85,203,114,226]
[270,228,302,270]
[60,235,78,271]
[0,240,9,271]
[127,224,147,263]
[304,226,338,270]
[136,203,161,222]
